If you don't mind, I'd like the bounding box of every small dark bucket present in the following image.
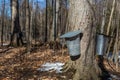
[60,30,82,56]
[96,34,109,55]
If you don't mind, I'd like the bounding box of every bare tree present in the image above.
[55,0,59,39]
[25,0,30,50]
[50,0,56,41]
[1,0,5,47]
[9,0,24,46]
[25,0,33,52]
[44,0,48,42]
[63,0,106,80]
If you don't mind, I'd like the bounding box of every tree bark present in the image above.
[44,0,48,42]
[55,0,59,39]
[65,0,105,80]
[25,0,33,52]
[50,0,55,41]
[25,0,30,51]
[10,0,24,46]
[1,0,5,47]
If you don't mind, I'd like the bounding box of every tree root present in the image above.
[61,58,104,80]
[61,59,76,72]
[94,60,102,75]
[73,65,101,80]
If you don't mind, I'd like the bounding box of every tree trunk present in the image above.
[65,0,107,80]
[50,0,54,41]
[10,0,24,46]
[1,0,5,47]
[25,0,33,52]
[44,0,48,42]
[55,0,59,39]
[29,2,33,52]
[25,0,30,51]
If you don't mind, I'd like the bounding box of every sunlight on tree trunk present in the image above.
[106,0,116,35]
[10,0,24,46]
[63,0,103,80]
[55,0,59,39]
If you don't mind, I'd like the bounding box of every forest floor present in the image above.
[0,43,74,80]
[0,42,120,80]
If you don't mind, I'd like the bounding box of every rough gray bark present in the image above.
[55,0,59,39]
[50,0,60,41]
[44,0,48,42]
[65,0,103,80]
[10,0,24,46]
[25,0,30,52]
[25,0,33,52]
[1,0,5,47]
[50,0,55,41]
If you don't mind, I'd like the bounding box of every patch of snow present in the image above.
[110,74,120,80]
[118,56,120,59]
[37,62,64,73]
[3,43,8,46]
[0,43,8,46]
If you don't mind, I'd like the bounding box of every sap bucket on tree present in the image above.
[96,34,109,55]
[60,30,82,61]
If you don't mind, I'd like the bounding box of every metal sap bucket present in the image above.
[96,34,109,55]
[60,30,82,56]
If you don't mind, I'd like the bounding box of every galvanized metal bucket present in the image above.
[96,34,108,55]
[66,36,80,56]
[60,30,82,56]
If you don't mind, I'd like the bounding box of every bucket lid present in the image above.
[60,30,82,39]
[97,33,113,38]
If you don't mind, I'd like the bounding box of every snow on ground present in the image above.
[0,43,8,46]
[3,43,8,46]
[110,74,120,80]
[37,62,64,73]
